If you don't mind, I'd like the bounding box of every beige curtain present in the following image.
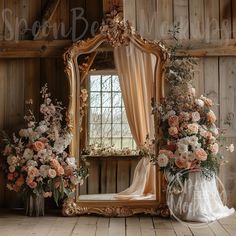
[114,42,157,200]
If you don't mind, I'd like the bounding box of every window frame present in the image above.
[87,70,135,149]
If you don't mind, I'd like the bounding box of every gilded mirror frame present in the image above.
[62,13,169,217]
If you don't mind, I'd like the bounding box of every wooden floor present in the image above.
[0,210,236,236]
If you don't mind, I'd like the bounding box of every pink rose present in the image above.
[28,181,37,189]
[175,158,187,169]
[57,166,65,176]
[33,141,45,152]
[51,159,60,169]
[207,110,217,123]
[209,143,219,155]
[187,123,199,134]
[27,167,39,178]
[48,169,57,178]
[168,115,179,127]
[168,127,178,136]
[195,148,207,161]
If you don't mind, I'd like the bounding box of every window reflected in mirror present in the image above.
[88,71,136,150]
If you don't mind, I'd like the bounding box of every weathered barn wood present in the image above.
[0,0,236,209]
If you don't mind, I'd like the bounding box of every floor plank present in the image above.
[139,217,156,236]
[96,217,109,236]
[108,218,126,236]
[171,220,193,236]
[126,217,142,236]
[208,221,230,236]
[0,210,234,236]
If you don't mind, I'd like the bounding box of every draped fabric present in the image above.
[114,42,157,200]
[167,172,235,222]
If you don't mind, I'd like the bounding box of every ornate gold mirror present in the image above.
[62,12,169,217]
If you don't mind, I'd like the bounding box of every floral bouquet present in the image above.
[82,143,139,157]
[154,55,234,180]
[1,84,88,205]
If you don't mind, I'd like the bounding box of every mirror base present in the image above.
[62,198,170,217]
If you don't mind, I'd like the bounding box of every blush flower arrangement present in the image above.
[154,54,234,180]
[1,84,88,205]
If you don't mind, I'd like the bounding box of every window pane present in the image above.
[122,108,128,123]
[90,75,101,91]
[90,92,101,107]
[112,138,121,149]
[102,107,111,123]
[90,108,101,123]
[122,99,124,107]
[102,124,111,137]
[89,137,101,145]
[103,138,112,146]
[112,75,120,91]
[102,75,111,91]
[122,124,132,137]
[122,138,133,148]
[102,92,111,107]
[112,92,122,107]
[112,124,121,137]
[88,73,135,150]
[90,124,101,137]
[113,108,122,123]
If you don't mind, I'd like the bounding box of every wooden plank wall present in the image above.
[1,0,236,208]
[124,0,236,207]
[80,157,140,195]
[0,0,103,208]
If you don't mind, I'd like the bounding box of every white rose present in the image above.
[195,99,204,107]
[177,143,188,154]
[210,124,219,136]
[66,157,77,168]
[188,152,195,161]
[178,137,189,145]
[53,138,65,153]
[191,111,200,122]
[19,129,29,137]
[39,165,50,178]
[9,166,15,173]
[36,125,48,134]
[64,132,72,142]
[163,110,176,120]
[26,160,38,167]
[23,148,34,160]
[7,155,17,166]
[191,143,201,151]
[37,149,47,159]
[157,153,169,167]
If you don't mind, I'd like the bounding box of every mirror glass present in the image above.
[76,41,158,201]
